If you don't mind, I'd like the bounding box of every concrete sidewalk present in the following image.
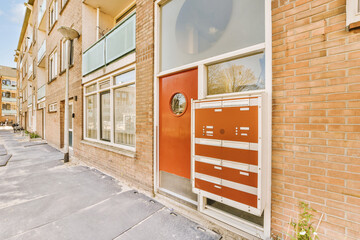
[0,129,221,240]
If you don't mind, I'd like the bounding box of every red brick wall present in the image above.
[75,0,154,192]
[271,0,360,239]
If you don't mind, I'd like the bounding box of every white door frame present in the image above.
[43,107,46,139]
[69,101,74,148]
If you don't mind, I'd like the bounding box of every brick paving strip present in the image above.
[0,129,221,240]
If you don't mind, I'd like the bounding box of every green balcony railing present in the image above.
[82,13,136,76]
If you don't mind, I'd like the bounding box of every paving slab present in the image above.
[0,154,11,167]
[8,191,164,240]
[0,129,222,240]
[115,208,222,240]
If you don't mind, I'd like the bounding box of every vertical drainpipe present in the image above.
[96,7,100,41]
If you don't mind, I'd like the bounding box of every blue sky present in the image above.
[0,0,26,67]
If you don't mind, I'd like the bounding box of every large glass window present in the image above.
[86,94,97,139]
[114,84,135,146]
[161,0,265,71]
[100,91,111,141]
[84,69,136,148]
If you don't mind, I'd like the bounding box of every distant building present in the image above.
[15,0,82,143]
[0,66,17,124]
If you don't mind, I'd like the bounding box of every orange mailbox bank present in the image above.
[191,96,265,216]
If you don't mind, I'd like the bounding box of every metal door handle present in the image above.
[214,185,222,189]
[214,166,222,170]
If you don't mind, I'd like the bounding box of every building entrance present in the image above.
[159,68,198,202]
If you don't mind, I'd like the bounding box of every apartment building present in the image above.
[15,0,360,239]
[76,0,151,189]
[15,0,82,144]
[0,66,17,123]
[15,1,34,131]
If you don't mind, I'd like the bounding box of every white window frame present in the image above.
[49,0,58,29]
[61,38,74,72]
[347,0,360,27]
[49,50,58,81]
[153,0,272,239]
[48,102,57,112]
[61,0,68,8]
[83,64,136,152]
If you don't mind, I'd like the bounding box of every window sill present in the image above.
[60,0,69,14]
[48,76,58,84]
[348,21,360,31]
[81,140,136,158]
[48,20,58,35]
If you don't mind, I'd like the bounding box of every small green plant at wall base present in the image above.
[24,130,29,135]
[29,132,40,139]
[287,202,319,240]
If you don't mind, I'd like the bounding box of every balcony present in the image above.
[82,13,136,76]
[83,0,133,17]
[38,0,47,31]
[2,85,16,90]
[2,97,17,103]
[37,84,46,101]
[28,95,32,106]
[38,40,46,67]
[2,110,16,116]
[28,64,33,79]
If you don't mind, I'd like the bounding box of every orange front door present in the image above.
[159,69,198,179]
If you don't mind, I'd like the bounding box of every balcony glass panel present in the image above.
[2,110,17,115]
[2,98,17,103]
[2,85,16,90]
[38,0,47,26]
[106,14,136,64]
[29,64,33,75]
[37,84,46,100]
[82,39,105,75]
[28,95,33,105]
[82,13,136,76]
[38,40,46,64]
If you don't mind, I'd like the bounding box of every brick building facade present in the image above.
[271,0,360,239]
[15,0,360,239]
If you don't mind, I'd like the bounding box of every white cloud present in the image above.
[0,9,4,16]
[9,3,25,23]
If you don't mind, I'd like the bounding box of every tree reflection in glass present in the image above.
[207,53,265,95]
[171,93,187,115]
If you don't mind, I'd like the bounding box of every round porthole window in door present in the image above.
[170,93,187,116]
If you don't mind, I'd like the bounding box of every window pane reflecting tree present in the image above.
[207,53,265,95]
[114,84,135,146]
[101,91,111,141]
[86,94,97,139]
